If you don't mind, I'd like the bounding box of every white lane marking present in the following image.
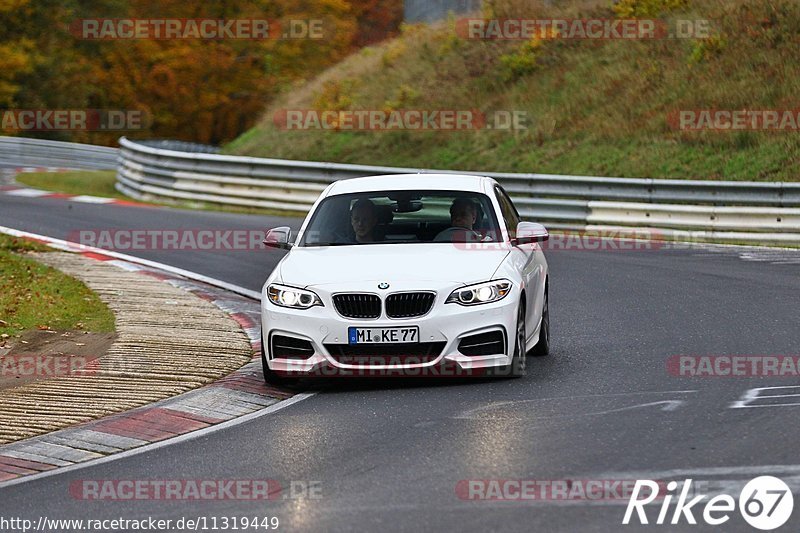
[692,245,800,266]
[588,400,686,416]
[5,188,50,197]
[731,386,800,409]
[740,252,800,265]
[685,241,800,253]
[69,195,115,204]
[105,259,142,271]
[596,464,800,480]
[454,391,697,420]
[0,225,261,300]
[0,392,316,489]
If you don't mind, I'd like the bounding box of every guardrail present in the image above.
[2,136,798,246]
[117,137,800,245]
[0,136,118,170]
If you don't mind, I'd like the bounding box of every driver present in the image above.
[434,198,481,242]
[350,198,380,243]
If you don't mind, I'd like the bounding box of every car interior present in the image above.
[304,192,501,244]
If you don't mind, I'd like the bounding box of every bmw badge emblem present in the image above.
[378,282,390,290]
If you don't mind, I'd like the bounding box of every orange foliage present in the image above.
[0,0,401,145]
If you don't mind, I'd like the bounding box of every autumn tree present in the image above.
[1,0,400,144]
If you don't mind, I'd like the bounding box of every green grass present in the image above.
[0,234,115,336]
[0,234,51,254]
[225,0,800,181]
[17,171,125,199]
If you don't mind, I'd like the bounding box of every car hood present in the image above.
[278,243,510,287]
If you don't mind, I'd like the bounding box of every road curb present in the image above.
[0,182,149,208]
[0,235,291,486]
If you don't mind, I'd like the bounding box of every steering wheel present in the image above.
[434,226,481,242]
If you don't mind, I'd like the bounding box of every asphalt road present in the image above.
[2,192,800,532]
[0,193,297,291]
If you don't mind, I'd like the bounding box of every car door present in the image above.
[494,185,544,343]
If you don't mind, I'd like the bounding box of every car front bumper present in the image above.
[261,286,519,377]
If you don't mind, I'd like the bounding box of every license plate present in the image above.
[348,326,419,344]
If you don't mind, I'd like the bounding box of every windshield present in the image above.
[300,190,502,246]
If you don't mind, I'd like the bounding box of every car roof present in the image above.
[327,174,494,196]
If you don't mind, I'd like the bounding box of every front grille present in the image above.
[324,342,445,365]
[385,292,435,318]
[333,293,381,319]
[458,330,506,356]
[270,334,315,360]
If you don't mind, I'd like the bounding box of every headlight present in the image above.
[445,279,512,306]
[267,284,323,309]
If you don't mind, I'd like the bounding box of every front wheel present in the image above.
[530,289,550,357]
[261,333,301,387]
[490,302,526,378]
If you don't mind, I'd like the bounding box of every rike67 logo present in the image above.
[624,476,794,530]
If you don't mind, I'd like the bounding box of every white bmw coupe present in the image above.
[261,174,550,383]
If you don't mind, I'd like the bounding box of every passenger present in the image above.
[434,198,481,242]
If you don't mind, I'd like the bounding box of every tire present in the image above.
[261,333,300,387]
[530,288,550,357]
[491,302,527,378]
[509,302,527,377]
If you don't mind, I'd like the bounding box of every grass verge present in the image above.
[225,0,800,181]
[0,234,115,337]
[16,170,124,199]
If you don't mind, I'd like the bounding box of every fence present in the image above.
[0,136,117,170]
[2,136,798,245]
[116,137,800,245]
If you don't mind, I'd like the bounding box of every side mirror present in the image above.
[512,222,549,246]
[263,226,293,250]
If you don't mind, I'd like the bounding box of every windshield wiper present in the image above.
[302,242,353,247]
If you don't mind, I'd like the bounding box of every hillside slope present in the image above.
[226,0,800,181]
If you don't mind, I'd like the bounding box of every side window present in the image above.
[494,186,520,238]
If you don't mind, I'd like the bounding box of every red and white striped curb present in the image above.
[0,184,147,207]
[1,167,150,207]
[11,167,73,174]
[0,232,291,485]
